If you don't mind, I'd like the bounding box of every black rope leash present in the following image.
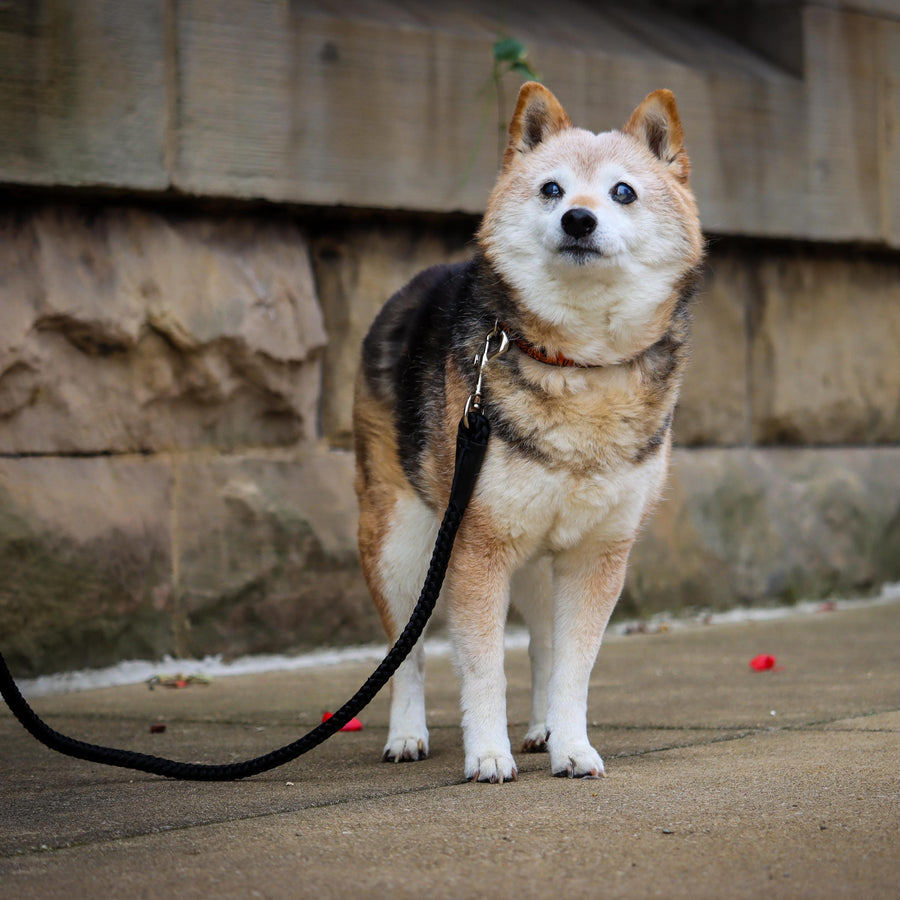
[0,410,491,781]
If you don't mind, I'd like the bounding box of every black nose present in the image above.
[561,207,597,239]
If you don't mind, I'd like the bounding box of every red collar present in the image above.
[500,322,597,368]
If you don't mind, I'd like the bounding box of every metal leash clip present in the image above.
[464,321,509,428]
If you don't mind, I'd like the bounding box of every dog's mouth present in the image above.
[558,241,603,264]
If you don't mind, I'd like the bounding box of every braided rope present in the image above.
[0,412,490,781]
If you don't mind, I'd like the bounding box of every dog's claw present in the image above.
[383,737,428,763]
[552,758,606,779]
[467,754,518,784]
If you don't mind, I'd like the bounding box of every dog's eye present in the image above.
[540,181,564,199]
[611,182,637,205]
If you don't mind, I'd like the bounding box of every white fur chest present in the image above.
[476,438,668,559]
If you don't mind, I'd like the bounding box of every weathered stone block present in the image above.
[310,223,475,446]
[749,250,900,444]
[174,447,379,659]
[0,205,325,453]
[0,457,174,676]
[0,1,168,190]
[623,447,900,616]
[0,445,385,675]
[802,6,896,244]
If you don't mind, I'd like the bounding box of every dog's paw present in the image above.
[550,744,605,779]
[521,725,549,753]
[466,752,518,784]
[383,735,428,763]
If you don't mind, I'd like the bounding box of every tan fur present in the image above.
[352,375,407,638]
[624,89,691,184]
[503,82,573,170]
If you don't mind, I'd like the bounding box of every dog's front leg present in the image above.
[446,534,516,783]
[546,539,632,778]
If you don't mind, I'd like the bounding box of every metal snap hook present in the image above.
[464,321,509,428]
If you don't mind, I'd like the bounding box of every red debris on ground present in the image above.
[321,712,364,731]
[149,723,167,734]
[750,654,777,671]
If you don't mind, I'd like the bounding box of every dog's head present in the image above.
[478,83,703,359]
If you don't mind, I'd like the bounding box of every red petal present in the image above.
[750,654,777,671]
[321,712,364,731]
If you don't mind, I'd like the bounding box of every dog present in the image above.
[353,82,703,782]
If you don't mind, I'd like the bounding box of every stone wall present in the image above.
[1,201,898,675]
[1,1,899,674]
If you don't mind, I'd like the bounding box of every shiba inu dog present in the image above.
[353,82,703,782]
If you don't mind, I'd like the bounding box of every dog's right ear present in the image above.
[503,82,572,170]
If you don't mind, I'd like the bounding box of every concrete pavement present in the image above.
[1,598,898,899]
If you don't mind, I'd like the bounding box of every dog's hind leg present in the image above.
[363,490,440,762]
[510,558,553,753]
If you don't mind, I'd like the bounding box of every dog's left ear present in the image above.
[624,90,690,184]
[503,82,572,170]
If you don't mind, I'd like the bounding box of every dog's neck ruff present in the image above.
[499,322,602,369]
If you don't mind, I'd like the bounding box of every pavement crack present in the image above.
[608,728,763,760]
[0,778,472,860]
